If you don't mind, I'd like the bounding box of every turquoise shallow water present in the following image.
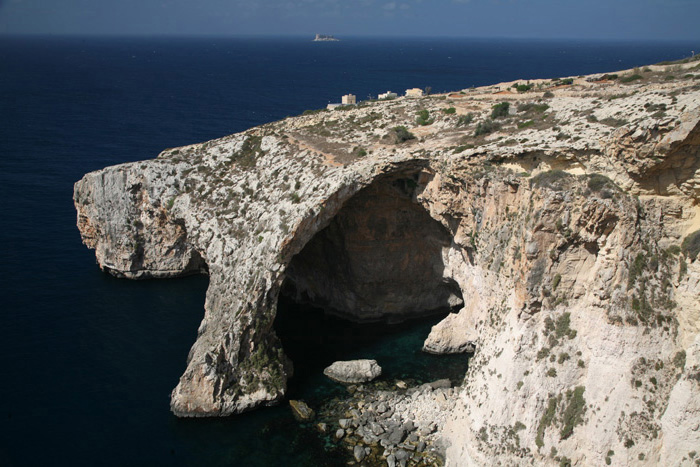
[1,36,697,466]
[276,295,471,406]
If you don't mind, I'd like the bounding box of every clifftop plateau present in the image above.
[75,58,700,465]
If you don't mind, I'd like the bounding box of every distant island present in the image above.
[313,34,339,42]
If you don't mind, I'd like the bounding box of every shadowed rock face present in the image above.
[283,176,462,323]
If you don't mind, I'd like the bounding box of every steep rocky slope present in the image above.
[75,59,700,465]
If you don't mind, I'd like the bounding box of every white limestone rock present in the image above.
[324,360,382,384]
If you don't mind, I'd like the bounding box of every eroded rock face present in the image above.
[75,60,700,464]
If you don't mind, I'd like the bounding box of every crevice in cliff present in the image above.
[280,173,464,324]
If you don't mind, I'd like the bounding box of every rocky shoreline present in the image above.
[307,377,460,466]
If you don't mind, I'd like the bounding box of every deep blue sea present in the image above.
[1,36,697,466]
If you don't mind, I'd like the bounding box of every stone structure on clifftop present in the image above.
[75,59,700,465]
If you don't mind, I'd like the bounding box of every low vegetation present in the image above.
[513,83,533,93]
[517,102,549,114]
[386,126,416,144]
[457,113,474,126]
[416,109,434,126]
[535,386,587,449]
[491,102,510,119]
[620,74,643,83]
[231,135,265,168]
[474,119,501,136]
[530,170,574,191]
[682,230,700,260]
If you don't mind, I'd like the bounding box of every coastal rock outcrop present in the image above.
[75,58,700,464]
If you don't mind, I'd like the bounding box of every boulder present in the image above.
[323,359,382,384]
[353,445,366,462]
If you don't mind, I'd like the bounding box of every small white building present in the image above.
[378,91,397,100]
[342,94,357,105]
[405,88,424,98]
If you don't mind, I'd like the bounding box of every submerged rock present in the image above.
[323,359,382,384]
[289,400,315,421]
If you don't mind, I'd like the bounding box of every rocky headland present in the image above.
[75,57,700,465]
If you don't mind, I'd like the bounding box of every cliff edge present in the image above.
[75,59,700,465]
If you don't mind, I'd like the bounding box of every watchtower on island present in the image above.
[342,94,357,105]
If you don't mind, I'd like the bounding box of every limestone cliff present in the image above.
[75,59,700,464]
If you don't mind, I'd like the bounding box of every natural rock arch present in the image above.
[280,172,463,325]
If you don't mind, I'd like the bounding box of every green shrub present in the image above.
[352,146,367,158]
[491,102,510,119]
[518,120,535,129]
[416,109,434,126]
[387,126,416,143]
[560,386,586,439]
[673,350,686,369]
[552,274,562,291]
[518,102,549,113]
[443,107,456,114]
[555,312,576,339]
[515,83,533,93]
[627,252,646,290]
[536,396,558,448]
[560,78,574,85]
[457,113,474,126]
[680,258,688,278]
[666,245,681,256]
[681,230,700,260]
[474,119,501,136]
[543,91,554,98]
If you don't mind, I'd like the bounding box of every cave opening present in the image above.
[274,173,467,400]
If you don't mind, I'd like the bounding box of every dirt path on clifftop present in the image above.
[287,134,344,167]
